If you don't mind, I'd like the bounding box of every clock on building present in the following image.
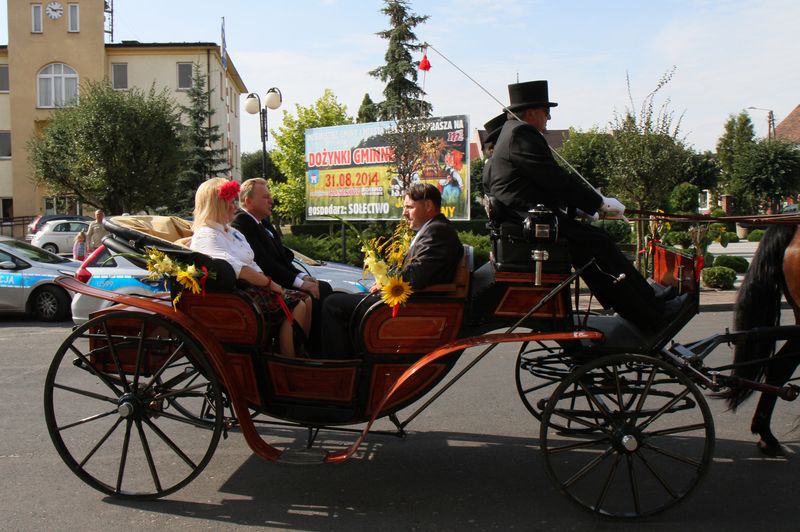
[46,2,64,19]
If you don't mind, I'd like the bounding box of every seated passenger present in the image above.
[320,183,463,357]
[190,178,311,357]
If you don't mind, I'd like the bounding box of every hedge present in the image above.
[713,255,748,273]
[701,266,737,289]
[747,229,765,242]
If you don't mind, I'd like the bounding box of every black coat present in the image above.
[402,213,464,289]
[489,120,601,221]
[231,211,302,288]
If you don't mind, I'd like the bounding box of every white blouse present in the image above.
[190,222,262,278]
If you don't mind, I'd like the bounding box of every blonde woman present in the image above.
[190,178,311,356]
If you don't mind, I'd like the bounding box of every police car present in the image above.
[71,244,369,325]
[0,236,80,321]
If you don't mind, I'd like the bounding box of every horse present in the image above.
[729,224,800,455]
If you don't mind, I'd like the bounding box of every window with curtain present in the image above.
[68,4,79,32]
[177,63,193,90]
[32,4,43,33]
[112,63,128,90]
[37,63,79,108]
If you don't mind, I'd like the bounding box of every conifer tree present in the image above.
[176,63,229,212]
[369,0,431,120]
[357,93,379,123]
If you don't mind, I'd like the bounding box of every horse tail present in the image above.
[728,224,796,409]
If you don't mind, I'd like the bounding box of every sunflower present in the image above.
[381,276,413,308]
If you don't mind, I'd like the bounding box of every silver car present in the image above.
[30,219,90,254]
[0,236,79,321]
[72,244,369,325]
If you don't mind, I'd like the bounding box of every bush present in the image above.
[748,229,765,242]
[701,266,737,289]
[592,219,632,244]
[457,231,491,268]
[668,182,700,212]
[663,230,693,248]
[724,232,739,243]
[713,255,748,273]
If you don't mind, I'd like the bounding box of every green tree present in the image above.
[716,111,756,190]
[607,69,688,212]
[369,0,431,120]
[28,80,183,214]
[175,63,229,212]
[605,69,688,258]
[681,150,719,190]
[668,182,700,212]
[557,127,614,191]
[271,89,352,223]
[357,93,379,123]
[241,150,285,182]
[728,139,800,213]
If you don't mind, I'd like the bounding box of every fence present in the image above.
[0,217,35,240]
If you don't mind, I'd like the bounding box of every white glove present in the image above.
[576,209,599,222]
[600,196,626,217]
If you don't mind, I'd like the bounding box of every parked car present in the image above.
[26,214,91,241]
[0,236,79,321]
[30,219,91,254]
[72,244,369,325]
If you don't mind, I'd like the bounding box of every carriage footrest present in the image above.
[669,343,703,364]
[277,448,328,465]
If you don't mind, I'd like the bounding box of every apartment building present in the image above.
[0,0,246,225]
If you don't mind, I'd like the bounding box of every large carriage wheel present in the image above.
[540,354,714,517]
[515,340,590,431]
[44,312,224,499]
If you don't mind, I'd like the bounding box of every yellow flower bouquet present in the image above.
[142,247,215,309]
[337,218,415,315]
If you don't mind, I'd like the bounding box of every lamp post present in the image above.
[244,88,282,179]
[747,106,776,141]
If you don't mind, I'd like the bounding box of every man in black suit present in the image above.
[488,80,685,330]
[320,183,463,357]
[232,178,332,351]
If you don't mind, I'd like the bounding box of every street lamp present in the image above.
[245,87,282,179]
[747,106,776,141]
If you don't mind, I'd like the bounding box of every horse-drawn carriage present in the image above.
[43,211,800,518]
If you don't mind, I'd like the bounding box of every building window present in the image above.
[0,132,10,158]
[177,63,193,90]
[0,65,8,92]
[0,199,12,221]
[32,4,43,33]
[68,4,79,32]
[112,63,128,90]
[37,63,79,108]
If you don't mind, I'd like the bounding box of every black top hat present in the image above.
[483,113,507,145]
[507,80,558,112]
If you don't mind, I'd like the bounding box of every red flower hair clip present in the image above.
[218,180,240,202]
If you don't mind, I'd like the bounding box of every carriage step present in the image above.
[277,448,328,465]
[669,344,702,363]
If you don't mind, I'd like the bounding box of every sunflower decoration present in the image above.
[332,217,414,317]
[381,277,413,317]
[141,246,214,310]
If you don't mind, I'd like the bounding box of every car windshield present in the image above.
[0,239,72,264]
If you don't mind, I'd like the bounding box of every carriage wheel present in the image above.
[540,354,714,517]
[44,312,224,499]
[515,341,590,431]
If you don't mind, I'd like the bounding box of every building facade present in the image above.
[0,0,246,226]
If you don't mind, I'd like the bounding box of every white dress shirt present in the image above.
[190,222,262,278]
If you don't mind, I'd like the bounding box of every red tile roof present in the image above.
[776,105,800,142]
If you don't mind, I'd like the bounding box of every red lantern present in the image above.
[419,54,431,72]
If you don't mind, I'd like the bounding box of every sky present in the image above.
[2,0,798,155]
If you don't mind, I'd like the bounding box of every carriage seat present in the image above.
[356,245,473,355]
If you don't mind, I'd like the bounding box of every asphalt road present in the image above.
[1,311,798,531]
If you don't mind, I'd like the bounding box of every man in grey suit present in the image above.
[320,183,463,357]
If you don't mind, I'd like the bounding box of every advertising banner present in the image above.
[305,115,470,221]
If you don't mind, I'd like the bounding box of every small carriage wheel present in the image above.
[43,311,224,499]
[540,353,714,518]
[514,341,593,432]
